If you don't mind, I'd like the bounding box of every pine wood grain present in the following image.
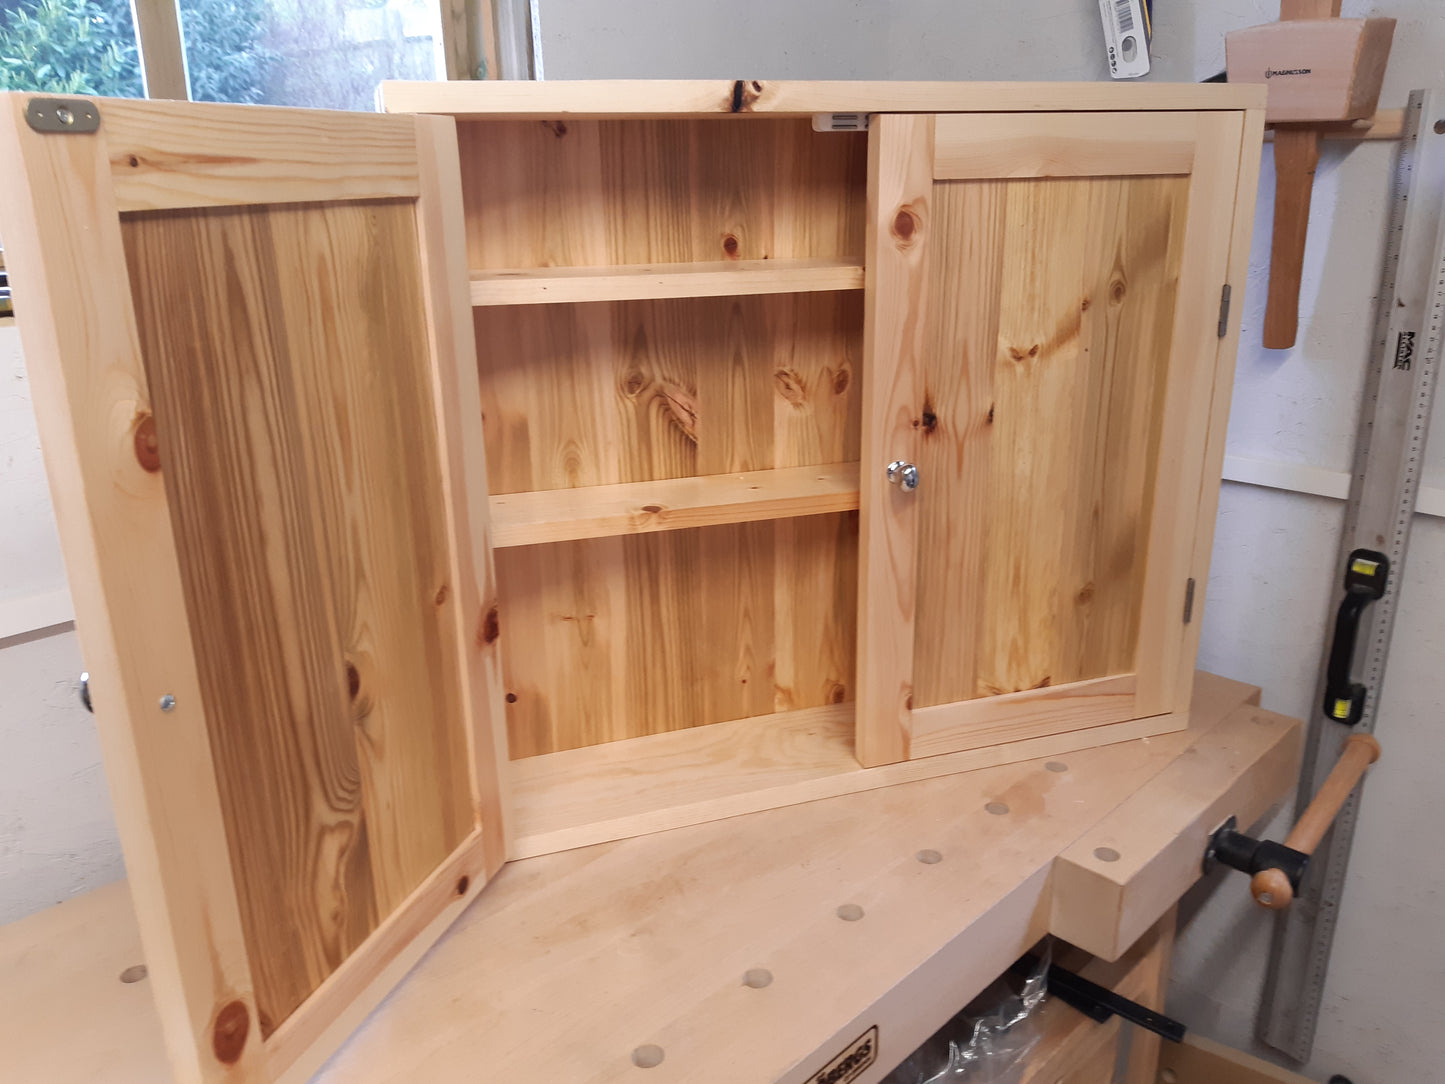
[497,515,857,756]
[382,78,1266,119]
[470,258,865,306]
[854,113,934,768]
[475,291,862,493]
[458,118,866,270]
[912,174,1187,708]
[0,92,268,1082]
[102,98,422,212]
[489,463,860,546]
[122,199,473,1035]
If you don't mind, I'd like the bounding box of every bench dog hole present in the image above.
[632,1044,665,1068]
[916,849,943,864]
[743,968,773,989]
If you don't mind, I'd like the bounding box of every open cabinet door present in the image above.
[857,110,1251,767]
[0,95,508,1081]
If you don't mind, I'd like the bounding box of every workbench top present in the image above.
[0,673,1298,1084]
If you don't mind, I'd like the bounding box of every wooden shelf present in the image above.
[469,258,865,307]
[490,463,860,548]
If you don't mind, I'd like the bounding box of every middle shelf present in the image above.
[489,462,861,548]
[469,257,866,307]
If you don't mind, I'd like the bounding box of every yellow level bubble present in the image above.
[1332,699,1351,719]
[1351,558,1379,576]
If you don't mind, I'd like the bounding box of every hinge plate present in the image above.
[1183,577,1197,624]
[26,98,100,134]
[1217,284,1232,338]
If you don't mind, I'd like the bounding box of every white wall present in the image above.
[2,2,1441,1080]
[0,324,125,921]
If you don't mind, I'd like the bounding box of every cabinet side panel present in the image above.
[474,292,862,494]
[912,174,1187,707]
[498,515,857,756]
[458,119,866,268]
[122,199,473,1034]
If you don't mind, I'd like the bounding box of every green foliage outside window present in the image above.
[0,0,272,102]
[0,0,143,97]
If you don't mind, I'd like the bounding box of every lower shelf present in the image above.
[489,462,860,547]
[506,694,1198,860]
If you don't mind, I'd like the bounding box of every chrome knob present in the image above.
[886,460,919,492]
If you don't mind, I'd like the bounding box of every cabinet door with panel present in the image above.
[0,95,508,1083]
[858,110,1251,766]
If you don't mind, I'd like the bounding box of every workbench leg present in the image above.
[1122,906,1178,1084]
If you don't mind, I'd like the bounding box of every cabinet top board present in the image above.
[380,79,1265,119]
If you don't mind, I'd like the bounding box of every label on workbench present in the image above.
[806,1025,877,1084]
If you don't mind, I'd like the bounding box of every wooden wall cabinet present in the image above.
[0,81,1263,1081]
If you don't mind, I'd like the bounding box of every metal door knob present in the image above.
[886,460,919,491]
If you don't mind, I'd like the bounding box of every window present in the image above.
[0,0,473,110]
[0,0,144,97]
[181,0,445,111]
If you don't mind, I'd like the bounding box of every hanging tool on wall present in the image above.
[1226,1,1395,348]
[1251,87,1445,1063]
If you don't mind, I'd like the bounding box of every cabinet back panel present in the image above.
[121,200,474,1035]
[913,174,1187,707]
[475,292,863,494]
[458,119,866,268]
[499,512,857,757]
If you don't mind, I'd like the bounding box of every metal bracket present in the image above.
[1217,283,1233,338]
[25,98,100,134]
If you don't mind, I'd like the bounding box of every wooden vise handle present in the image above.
[1251,732,1381,908]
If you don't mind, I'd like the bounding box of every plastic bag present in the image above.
[881,944,1051,1084]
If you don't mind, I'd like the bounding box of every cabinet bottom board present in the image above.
[507,699,1191,859]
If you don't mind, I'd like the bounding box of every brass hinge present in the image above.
[25,98,100,134]
[1217,284,1232,338]
[1183,577,1197,624]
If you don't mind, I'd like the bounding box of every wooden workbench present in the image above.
[0,673,1299,1083]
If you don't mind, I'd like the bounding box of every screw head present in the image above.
[159,694,176,712]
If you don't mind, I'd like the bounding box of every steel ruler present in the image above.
[1258,89,1445,1061]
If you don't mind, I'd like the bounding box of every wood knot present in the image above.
[133,413,161,472]
[1109,276,1127,305]
[434,584,450,606]
[1080,297,1091,311]
[505,692,518,703]
[826,682,847,705]
[543,120,568,137]
[1076,582,1095,604]
[729,79,763,112]
[891,206,922,247]
[774,368,807,407]
[620,369,648,397]
[126,154,139,168]
[211,1000,250,1065]
[722,234,740,257]
[478,605,500,646]
[641,504,663,514]
[987,404,995,424]
[345,660,361,702]
[831,367,851,394]
[920,398,938,434]
[455,874,470,896]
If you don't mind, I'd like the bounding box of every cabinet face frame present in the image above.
[856,109,1258,767]
[0,94,509,1083]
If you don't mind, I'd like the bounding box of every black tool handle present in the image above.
[1322,549,1389,725]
